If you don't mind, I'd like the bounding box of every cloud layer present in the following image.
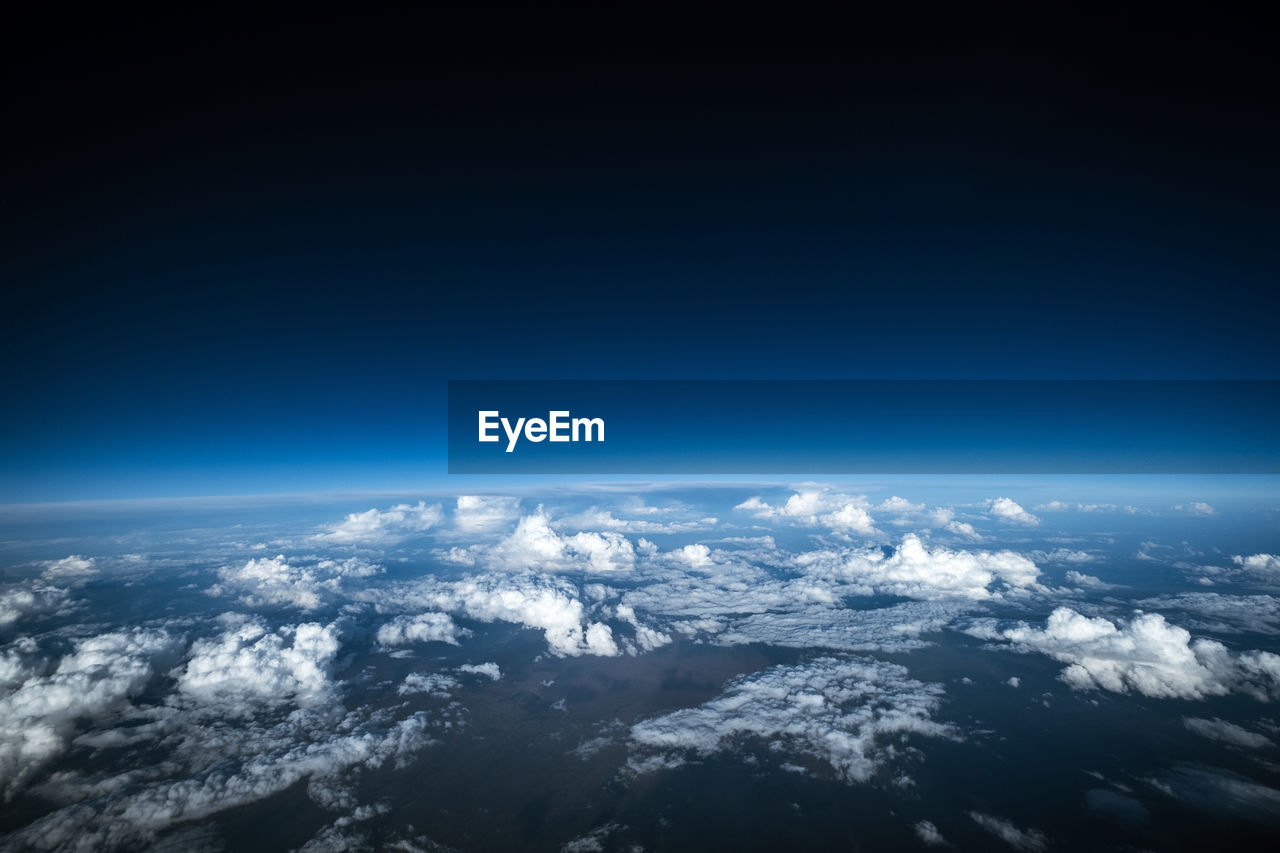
[629,656,953,782]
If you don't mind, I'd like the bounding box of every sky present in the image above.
[2,8,1277,501]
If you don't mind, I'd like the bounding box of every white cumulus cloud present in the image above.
[793,534,1041,601]
[878,496,925,513]
[376,612,470,646]
[319,501,442,543]
[208,554,382,610]
[177,617,340,710]
[369,573,620,657]
[987,497,1039,526]
[1065,570,1114,590]
[735,489,880,536]
[1234,553,1280,574]
[967,607,1280,701]
[945,521,983,541]
[458,662,502,680]
[446,510,637,573]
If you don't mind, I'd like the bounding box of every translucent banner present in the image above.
[447,380,1280,473]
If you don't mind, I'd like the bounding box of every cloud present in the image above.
[558,531,637,573]
[561,821,623,852]
[1065,570,1114,590]
[1234,553,1280,574]
[4,614,436,849]
[13,708,433,851]
[605,535,1016,656]
[1133,593,1280,635]
[445,510,637,573]
[0,584,73,627]
[930,507,956,524]
[319,501,442,543]
[619,561,800,622]
[968,812,1046,851]
[1183,717,1274,749]
[614,604,672,654]
[967,607,1280,700]
[822,503,878,534]
[987,498,1039,526]
[914,820,946,845]
[376,612,470,646]
[368,573,620,657]
[0,628,180,799]
[1174,502,1216,516]
[611,540,974,655]
[1033,501,1133,514]
[1187,554,1280,587]
[458,662,502,680]
[710,601,967,654]
[454,495,521,533]
[878,496,925,513]
[177,617,341,710]
[1034,549,1095,564]
[41,555,97,580]
[0,563,96,636]
[621,542,857,619]
[208,554,382,610]
[290,807,395,853]
[735,489,880,535]
[555,508,717,535]
[629,656,953,783]
[398,672,460,697]
[670,543,712,568]
[793,534,1041,601]
[944,521,983,541]
[734,495,776,514]
[0,639,40,691]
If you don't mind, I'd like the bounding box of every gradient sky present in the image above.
[3,8,1277,501]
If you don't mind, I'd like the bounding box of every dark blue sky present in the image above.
[3,8,1277,500]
